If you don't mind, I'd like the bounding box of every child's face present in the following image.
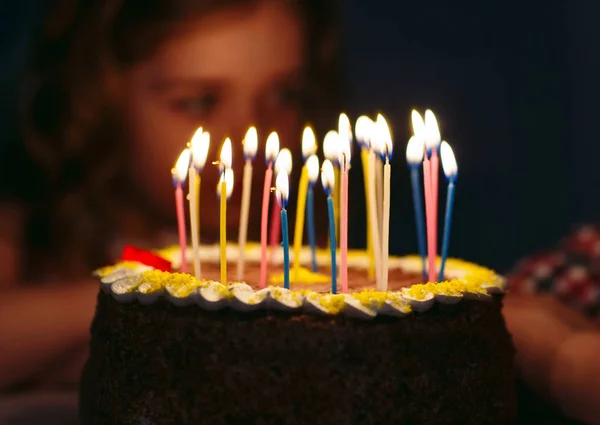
[123,0,305,239]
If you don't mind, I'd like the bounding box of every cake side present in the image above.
[80,291,516,425]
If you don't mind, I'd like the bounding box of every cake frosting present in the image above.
[94,243,505,319]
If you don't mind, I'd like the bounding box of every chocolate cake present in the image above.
[79,245,516,425]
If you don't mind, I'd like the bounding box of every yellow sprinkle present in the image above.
[94,262,143,278]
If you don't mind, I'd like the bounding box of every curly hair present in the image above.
[21,0,339,276]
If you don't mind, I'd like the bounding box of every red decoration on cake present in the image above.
[121,245,172,272]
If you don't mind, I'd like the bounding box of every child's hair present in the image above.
[20,0,339,276]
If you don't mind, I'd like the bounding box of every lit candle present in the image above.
[338,114,352,243]
[375,115,393,292]
[270,148,292,264]
[439,141,458,281]
[275,170,291,289]
[367,131,382,287]
[306,154,320,272]
[355,116,376,280]
[374,116,385,240]
[293,126,317,278]
[237,127,258,281]
[424,111,442,282]
[321,159,337,293]
[413,110,435,282]
[218,138,233,285]
[189,128,210,280]
[171,148,191,273]
[259,132,280,288]
[338,129,351,294]
[323,130,339,250]
[406,135,427,280]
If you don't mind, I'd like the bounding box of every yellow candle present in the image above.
[188,168,201,279]
[293,165,309,278]
[189,128,210,279]
[360,148,375,280]
[218,138,233,285]
[220,179,227,285]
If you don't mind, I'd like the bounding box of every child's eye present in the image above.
[173,94,218,116]
[271,85,302,107]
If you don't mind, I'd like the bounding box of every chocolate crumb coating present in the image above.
[80,291,516,425]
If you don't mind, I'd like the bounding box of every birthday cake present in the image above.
[79,244,516,425]
[80,111,516,424]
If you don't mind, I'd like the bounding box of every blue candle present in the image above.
[439,182,455,281]
[281,208,290,289]
[321,159,337,294]
[438,141,458,281]
[327,196,337,294]
[410,166,428,280]
[406,135,428,280]
[275,170,291,289]
[306,186,318,272]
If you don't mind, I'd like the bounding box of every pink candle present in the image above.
[172,148,191,274]
[260,132,280,288]
[259,163,273,288]
[430,149,440,271]
[269,148,292,263]
[423,155,436,282]
[175,186,187,274]
[338,135,351,294]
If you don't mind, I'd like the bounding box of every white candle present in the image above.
[237,127,258,281]
[375,115,393,292]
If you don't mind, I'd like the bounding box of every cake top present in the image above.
[95,243,505,320]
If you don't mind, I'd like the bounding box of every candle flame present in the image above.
[243,127,258,160]
[219,137,233,170]
[338,113,352,144]
[190,128,210,172]
[321,159,335,195]
[406,135,425,165]
[275,170,289,208]
[172,148,191,186]
[323,130,339,165]
[274,148,293,175]
[355,115,374,148]
[306,154,320,185]
[302,126,317,159]
[376,114,394,160]
[424,109,441,151]
[265,132,280,164]
[411,110,426,141]
[440,141,458,181]
[217,168,235,199]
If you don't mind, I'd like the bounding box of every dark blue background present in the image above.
[1,0,598,272]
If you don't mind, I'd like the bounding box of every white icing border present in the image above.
[100,244,505,320]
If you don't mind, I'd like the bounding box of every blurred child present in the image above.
[0,0,338,389]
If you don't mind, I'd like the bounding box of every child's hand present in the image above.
[504,294,600,423]
[503,295,575,400]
